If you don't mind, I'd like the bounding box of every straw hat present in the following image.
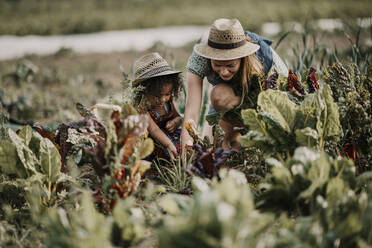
[132,52,181,86]
[194,18,260,60]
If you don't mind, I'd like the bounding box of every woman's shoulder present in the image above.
[186,50,208,78]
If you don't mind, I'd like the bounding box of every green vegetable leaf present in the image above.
[7,128,38,177]
[258,112,292,148]
[18,125,33,146]
[295,127,318,147]
[320,84,341,139]
[39,134,61,183]
[241,109,265,132]
[0,141,27,178]
[326,177,348,205]
[299,154,330,200]
[257,89,297,133]
[238,130,276,152]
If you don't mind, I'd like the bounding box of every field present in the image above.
[0,0,371,35]
[1,1,372,247]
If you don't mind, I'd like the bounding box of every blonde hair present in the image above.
[206,35,264,108]
[237,48,263,107]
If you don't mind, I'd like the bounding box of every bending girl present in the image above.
[132,53,183,161]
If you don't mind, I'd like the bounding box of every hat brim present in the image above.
[194,42,260,60]
[132,70,181,86]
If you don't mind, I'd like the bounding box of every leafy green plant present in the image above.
[0,104,8,140]
[157,169,275,248]
[256,147,371,214]
[323,63,372,173]
[43,192,114,248]
[256,147,372,247]
[238,84,341,160]
[53,103,154,212]
[153,157,192,194]
[0,125,74,208]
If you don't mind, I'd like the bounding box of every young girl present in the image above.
[132,53,183,162]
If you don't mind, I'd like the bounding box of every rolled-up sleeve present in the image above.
[186,50,208,79]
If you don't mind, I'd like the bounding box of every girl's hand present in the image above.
[165,117,181,133]
[166,143,178,162]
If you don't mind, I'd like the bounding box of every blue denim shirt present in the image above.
[245,31,273,75]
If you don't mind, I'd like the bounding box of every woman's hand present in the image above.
[165,116,181,133]
[166,142,178,162]
[180,72,203,163]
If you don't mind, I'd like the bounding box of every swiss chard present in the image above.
[238,84,341,158]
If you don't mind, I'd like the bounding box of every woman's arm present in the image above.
[180,71,203,150]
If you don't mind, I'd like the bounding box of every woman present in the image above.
[181,18,288,153]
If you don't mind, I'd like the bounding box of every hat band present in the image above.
[137,65,173,79]
[208,39,246,50]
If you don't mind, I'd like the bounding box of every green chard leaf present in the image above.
[320,84,341,139]
[238,130,276,153]
[299,154,331,200]
[295,127,318,147]
[257,89,297,133]
[39,134,61,183]
[326,177,348,206]
[0,140,27,178]
[258,112,293,148]
[7,128,38,177]
[18,125,33,146]
[241,109,266,132]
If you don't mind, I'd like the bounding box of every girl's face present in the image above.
[211,59,241,81]
[149,82,173,106]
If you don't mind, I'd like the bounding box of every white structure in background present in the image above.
[0,17,371,61]
[262,17,372,36]
[0,26,208,61]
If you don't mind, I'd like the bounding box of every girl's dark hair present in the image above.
[133,73,183,112]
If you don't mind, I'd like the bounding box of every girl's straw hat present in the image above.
[132,52,181,86]
[194,18,260,60]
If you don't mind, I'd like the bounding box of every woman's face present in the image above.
[211,59,241,81]
[149,82,173,106]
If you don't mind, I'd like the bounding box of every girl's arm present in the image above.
[147,115,178,161]
[165,101,182,132]
[180,71,203,152]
